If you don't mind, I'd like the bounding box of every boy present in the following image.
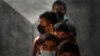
[57,41,80,56]
[53,22,76,43]
[52,1,77,37]
[39,11,59,34]
[33,11,59,56]
[37,33,58,56]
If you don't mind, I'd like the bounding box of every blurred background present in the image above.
[0,0,100,56]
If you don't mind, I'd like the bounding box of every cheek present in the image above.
[40,20,46,26]
[53,32,57,35]
[61,10,65,14]
[53,32,59,36]
[57,32,64,37]
[40,45,47,51]
[53,9,57,13]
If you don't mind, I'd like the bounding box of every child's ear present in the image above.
[46,24,53,31]
[49,24,53,28]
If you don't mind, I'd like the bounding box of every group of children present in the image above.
[33,1,80,56]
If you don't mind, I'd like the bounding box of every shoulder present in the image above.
[32,35,41,46]
[64,16,75,26]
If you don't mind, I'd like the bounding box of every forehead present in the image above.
[42,40,57,46]
[39,17,48,22]
[40,17,46,20]
[54,5,64,9]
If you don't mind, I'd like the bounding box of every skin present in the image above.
[53,5,65,14]
[39,18,54,34]
[39,18,48,27]
[53,31,70,39]
[53,30,75,42]
[53,5,66,22]
[39,40,57,51]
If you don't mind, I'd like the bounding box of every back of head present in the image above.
[54,22,69,32]
[66,23,77,38]
[57,41,80,56]
[40,11,60,25]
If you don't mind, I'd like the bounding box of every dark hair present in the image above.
[37,24,46,34]
[54,22,76,42]
[40,11,59,25]
[52,1,66,12]
[54,22,69,32]
[67,24,77,38]
[38,33,58,45]
[57,41,80,55]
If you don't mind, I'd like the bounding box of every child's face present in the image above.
[53,31,69,39]
[39,18,48,27]
[58,52,79,56]
[39,18,53,33]
[40,40,57,51]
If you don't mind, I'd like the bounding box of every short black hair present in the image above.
[54,22,69,32]
[57,41,80,54]
[54,22,76,42]
[67,24,77,38]
[38,33,58,45]
[52,1,66,12]
[40,11,59,25]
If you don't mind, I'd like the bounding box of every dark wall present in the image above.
[89,0,100,56]
[0,1,32,56]
[61,0,100,56]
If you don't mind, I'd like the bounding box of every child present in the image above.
[57,41,80,56]
[53,22,76,43]
[39,11,59,34]
[37,33,58,56]
[33,11,59,56]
